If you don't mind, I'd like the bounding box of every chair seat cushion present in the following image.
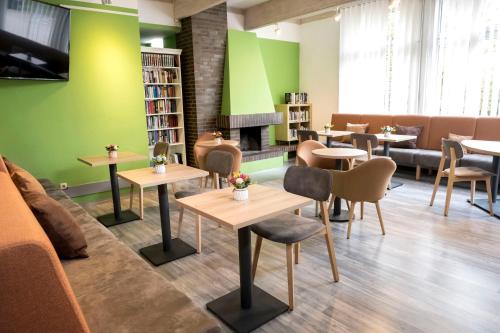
[387,148,416,166]
[414,149,445,169]
[174,191,197,199]
[444,166,494,178]
[250,214,324,244]
[328,141,353,148]
[354,155,391,166]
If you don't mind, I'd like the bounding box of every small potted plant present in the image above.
[105,144,119,158]
[212,130,224,144]
[152,154,168,174]
[228,172,251,201]
[324,123,332,134]
[381,125,395,137]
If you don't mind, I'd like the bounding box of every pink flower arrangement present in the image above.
[228,172,251,189]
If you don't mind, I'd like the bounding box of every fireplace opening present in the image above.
[240,127,261,151]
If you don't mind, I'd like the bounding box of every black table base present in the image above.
[329,209,350,223]
[389,181,404,189]
[470,199,500,219]
[140,238,196,266]
[140,184,196,266]
[97,210,140,227]
[207,286,288,333]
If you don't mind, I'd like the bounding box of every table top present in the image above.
[196,139,239,148]
[316,130,353,138]
[312,148,367,159]
[117,164,209,187]
[461,140,500,157]
[77,151,147,167]
[176,184,313,231]
[375,134,417,143]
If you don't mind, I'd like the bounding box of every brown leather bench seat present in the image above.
[331,113,500,179]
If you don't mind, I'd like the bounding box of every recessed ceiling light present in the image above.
[334,8,342,22]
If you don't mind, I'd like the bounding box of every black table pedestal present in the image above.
[96,163,140,227]
[383,142,404,189]
[140,184,196,266]
[329,159,350,223]
[207,227,288,333]
[471,156,500,219]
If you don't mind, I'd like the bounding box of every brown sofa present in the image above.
[330,114,500,179]
[0,157,220,333]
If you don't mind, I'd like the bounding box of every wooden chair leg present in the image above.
[171,183,177,194]
[129,184,134,210]
[195,215,202,253]
[139,187,144,220]
[294,242,300,264]
[286,244,294,310]
[470,181,476,205]
[375,201,386,235]
[199,177,204,189]
[177,207,184,237]
[347,202,356,239]
[430,173,442,206]
[320,202,339,282]
[252,236,262,280]
[444,177,454,216]
[328,195,335,212]
[485,178,494,216]
[416,165,421,181]
[345,199,350,211]
[360,202,364,220]
[315,201,319,217]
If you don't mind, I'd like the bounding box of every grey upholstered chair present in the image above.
[251,166,339,310]
[153,142,169,156]
[297,130,319,143]
[175,150,234,253]
[430,139,494,216]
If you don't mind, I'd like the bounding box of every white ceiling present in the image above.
[226,0,270,9]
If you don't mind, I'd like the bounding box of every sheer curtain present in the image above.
[339,0,423,114]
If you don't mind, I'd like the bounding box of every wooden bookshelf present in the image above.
[141,47,186,164]
[275,104,312,142]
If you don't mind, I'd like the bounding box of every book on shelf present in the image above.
[143,68,178,84]
[285,92,308,104]
[146,115,179,129]
[147,129,179,146]
[145,99,177,114]
[141,53,178,67]
[289,110,310,121]
[144,85,176,99]
[170,153,183,164]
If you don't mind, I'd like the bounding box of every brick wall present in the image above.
[177,3,227,166]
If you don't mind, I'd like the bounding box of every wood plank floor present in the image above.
[81,165,500,333]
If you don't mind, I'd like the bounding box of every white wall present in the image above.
[300,18,340,130]
[74,0,138,9]
[138,0,178,26]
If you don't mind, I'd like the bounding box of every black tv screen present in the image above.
[0,0,70,80]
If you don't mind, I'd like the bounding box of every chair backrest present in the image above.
[153,142,169,156]
[205,150,234,177]
[210,144,242,173]
[351,133,378,154]
[284,166,332,202]
[442,139,465,160]
[296,140,335,170]
[297,130,319,143]
[193,132,216,169]
[332,158,396,202]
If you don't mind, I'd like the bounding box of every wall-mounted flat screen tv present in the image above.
[0,0,70,80]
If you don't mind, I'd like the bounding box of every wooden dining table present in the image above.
[462,139,500,219]
[316,130,353,147]
[195,139,239,148]
[176,184,313,333]
[312,148,367,222]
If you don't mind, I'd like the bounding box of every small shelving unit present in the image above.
[275,104,312,142]
[141,47,186,164]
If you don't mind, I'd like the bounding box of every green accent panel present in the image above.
[241,156,284,174]
[164,35,177,48]
[0,10,148,187]
[222,30,274,116]
[43,0,138,14]
[139,23,180,34]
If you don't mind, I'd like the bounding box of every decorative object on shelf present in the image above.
[105,144,119,158]
[152,155,168,174]
[324,123,332,134]
[229,172,251,201]
[285,92,308,104]
[381,125,395,137]
[212,130,223,144]
[275,103,313,143]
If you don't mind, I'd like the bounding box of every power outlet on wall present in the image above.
[59,182,68,190]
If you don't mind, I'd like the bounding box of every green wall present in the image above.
[0,9,148,187]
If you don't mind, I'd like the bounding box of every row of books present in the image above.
[289,110,310,121]
[289,126,309,139]
[142,53,178,67]
[285,92,308,104]
[148,129,179,146]
[145,99,177,114]
[171,153,183,164]
[147,115,179,129]
[145,86,176,99]
[143,68,178,84]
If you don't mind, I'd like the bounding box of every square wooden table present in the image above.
[375,134,417,189]
[317,130,353,147]
[77,152,147,227]
[117,164,208,266]
[176,184,313,333]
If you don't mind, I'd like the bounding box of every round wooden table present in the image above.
[312,148,367,222]
[462,140,500,219]
[196,139,239,148]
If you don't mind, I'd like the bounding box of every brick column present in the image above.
[177,3,227,166]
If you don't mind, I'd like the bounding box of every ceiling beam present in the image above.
[173,0,225,20]
[244,0,351,30]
